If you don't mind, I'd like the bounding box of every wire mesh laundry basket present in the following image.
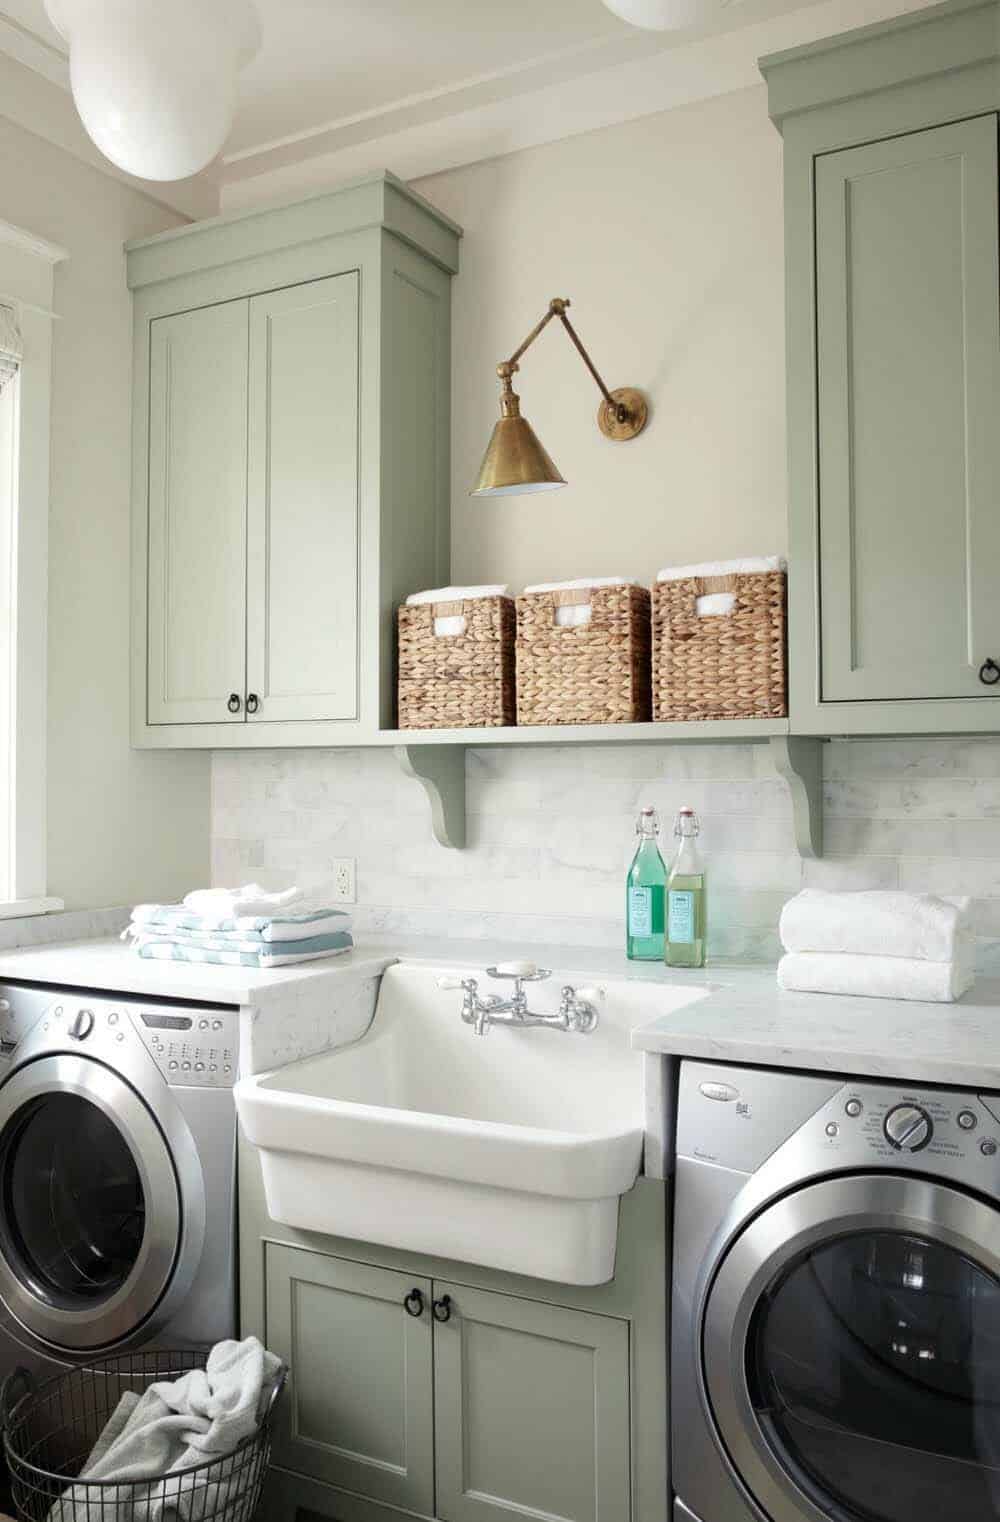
[1,1350,286,1522]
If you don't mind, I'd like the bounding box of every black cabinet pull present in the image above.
[980,659,1000,687]
[227,693,241,713]
[432,1295,452,1323]
[404,1288,424,1318]
[246,693,260,714]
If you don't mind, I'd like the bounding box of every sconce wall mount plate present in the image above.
[598,386,648,441]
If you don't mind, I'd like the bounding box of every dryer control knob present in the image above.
[884,1103,932,1152]
[68,1008,94,1041]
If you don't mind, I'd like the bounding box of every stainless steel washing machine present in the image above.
[0,980,238,1383]
[672,1059,1000,1522]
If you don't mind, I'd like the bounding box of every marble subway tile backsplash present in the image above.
[211,737,1000,968]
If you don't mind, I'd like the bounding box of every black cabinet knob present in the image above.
[432,1295,453,1323]
[404,1288,424,1318]
[246,693,260,714]
[227,692,241,713]
[980,659,1000,687]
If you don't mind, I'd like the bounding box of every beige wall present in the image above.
[415,83,786,590]
[0,114,210,910]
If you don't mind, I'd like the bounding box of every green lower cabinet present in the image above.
[264,1246,632,1522]
[433,1283,631,1522]
[266,1245,434,1515]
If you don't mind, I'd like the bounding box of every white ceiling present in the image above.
[0,0,938,214]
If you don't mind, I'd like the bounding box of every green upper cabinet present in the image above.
[127,173,459,748]
[763,0,1000,734]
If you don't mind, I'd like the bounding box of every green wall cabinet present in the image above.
[763,0,1000,734]
[127,172,459,748]
[263,1245,631,1522]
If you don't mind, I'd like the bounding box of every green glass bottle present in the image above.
[665,806,707,968]
[626,806,666,960]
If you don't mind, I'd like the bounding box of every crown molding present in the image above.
[0,216,68,264]
[220,0,936,212]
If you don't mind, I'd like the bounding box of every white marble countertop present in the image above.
[1,933,998,1088]
[0,936,396,1011]
[632,966,1000,1088]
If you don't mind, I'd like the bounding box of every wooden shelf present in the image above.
[381,719,821,861]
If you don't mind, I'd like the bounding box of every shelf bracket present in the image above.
[769,736,823,859]
[395,745,467,849]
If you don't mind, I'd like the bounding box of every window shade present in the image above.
[0,304,22,396]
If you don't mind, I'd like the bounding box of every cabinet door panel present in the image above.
[266,1245,433,1515]
[246,274,360,723]
[816,114,1000,702]
[147,300,248,724]
[434,1284,631,1522]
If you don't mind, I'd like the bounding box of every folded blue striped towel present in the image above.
[129,904,350,943]
[133,930,353,968]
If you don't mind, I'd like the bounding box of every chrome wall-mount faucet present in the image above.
[438,962,600,1037]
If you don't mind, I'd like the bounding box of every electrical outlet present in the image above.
[332,858,356,904]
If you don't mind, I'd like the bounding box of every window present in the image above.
[0,221,68,916]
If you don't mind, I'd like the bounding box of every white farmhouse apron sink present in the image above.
[237,961,698,1284]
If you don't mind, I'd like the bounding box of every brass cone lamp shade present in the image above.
[470,299,648,499]
[472,412,566,497]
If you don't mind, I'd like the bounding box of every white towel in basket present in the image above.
[48,1338,282,1522]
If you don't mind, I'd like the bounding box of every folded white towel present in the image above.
[130,905,350,942]
[183,884,306,920]
[405,584,507,605]
[656,556,786,582]
[780,889,972,963]
[777,950,975,1003]
[522,576,631,593]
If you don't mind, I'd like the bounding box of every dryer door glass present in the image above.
[1,1092,144,1304]
[747,1229,1000,1522]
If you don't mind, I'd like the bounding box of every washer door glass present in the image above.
[0,1054,181,1350]
[1,1092,145,1306]
[748,1229,1000,1522]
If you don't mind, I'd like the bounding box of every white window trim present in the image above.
[0,218,68,916]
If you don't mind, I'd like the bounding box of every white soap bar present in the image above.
[493,960,537,977]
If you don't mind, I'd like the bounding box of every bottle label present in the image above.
[668,890,695,944]
[628,887,652,938]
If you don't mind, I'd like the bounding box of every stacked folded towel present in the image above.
[125,884,353,968]
[777,889,974,1003]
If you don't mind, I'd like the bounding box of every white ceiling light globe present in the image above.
[45,0,260,181]
[601,0,722,29]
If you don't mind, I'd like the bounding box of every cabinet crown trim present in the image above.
[126,170,462,289]
[761,0,1000,127]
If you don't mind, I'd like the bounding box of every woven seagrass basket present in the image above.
[652,568,787,721]
[515,584,651,726]
[398,595,516,729]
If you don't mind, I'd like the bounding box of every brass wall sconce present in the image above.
[471,297,649,497]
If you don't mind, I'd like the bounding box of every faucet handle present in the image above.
[574,986,600,1005]
[438,975,472,991]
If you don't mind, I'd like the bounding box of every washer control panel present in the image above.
[0,983,239,1087]
[131,1007,239,1087]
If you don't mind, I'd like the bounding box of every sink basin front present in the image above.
[237,960,705,1283]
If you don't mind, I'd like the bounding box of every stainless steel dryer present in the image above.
[0,980,238,1382]
[673,1059,1000,1522]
